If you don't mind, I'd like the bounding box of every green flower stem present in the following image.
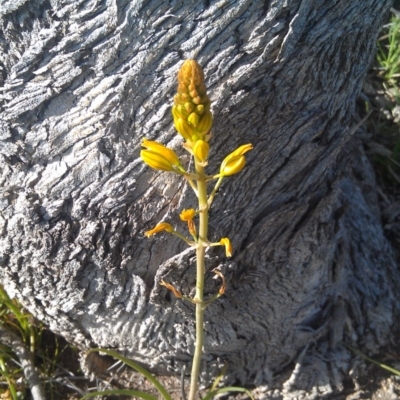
[188,160,208,400]
[171,231,196,246]
[201,292,221,309]
[208,176,223,207]
[185,177,199,196]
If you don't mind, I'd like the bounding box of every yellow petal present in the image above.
[179,208,196,221]
[144,222,174,237]
[219,237,233,257]
[228,143,253,158]
[142,139,181,167]
[141,150,175,171]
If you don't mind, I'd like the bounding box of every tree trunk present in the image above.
[1,0,399,397]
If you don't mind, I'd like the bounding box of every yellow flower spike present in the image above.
[219,143,253,176]
[193,140,209,163]
[144,222,174,238]
[172,60,213,141]
[142,139,182,168]
[160,280,183,299]
[219,237,233,257]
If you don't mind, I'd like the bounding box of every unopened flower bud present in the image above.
[220,155,246,176]
[188,112,200,128]
[142,139,182,167]
[140,139,183,172]
[219,144,253,176]
[193,140,209,163]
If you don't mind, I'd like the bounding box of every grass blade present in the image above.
[80,389,157,400]
[346,344,400,376]
[87,348,173,400]
[202,386,254,400]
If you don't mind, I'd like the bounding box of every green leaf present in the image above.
[202,386,254,400]
[86,348,173,400]
[80,388,157,400]
[209,363,227,392]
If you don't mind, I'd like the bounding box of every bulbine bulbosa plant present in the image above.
[83,60,253,400]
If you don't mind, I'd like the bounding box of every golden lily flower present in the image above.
[219,237,233,257]
[219,144,253,176]
[140,139,183,172]
[144,222,174,237]
[172,60,213,143]
[193,140,209,163]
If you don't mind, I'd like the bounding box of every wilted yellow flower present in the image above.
[180,208,196,221]
[219,237,233,257]
[172,60,213,142]
[180,208,197,236]
[140,140,183,172]
[144,222,174,237]
[160,280,182,298]
[219,144,253,176]
[213,269,226,295]
[193,140,209,163]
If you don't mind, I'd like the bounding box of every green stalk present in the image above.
[188,160,208,400]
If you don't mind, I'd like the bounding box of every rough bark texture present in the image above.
[1,0,399,398]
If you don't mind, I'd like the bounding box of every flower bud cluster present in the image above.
[172,60,213,144]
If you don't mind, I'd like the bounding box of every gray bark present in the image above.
[0,0,399,398]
